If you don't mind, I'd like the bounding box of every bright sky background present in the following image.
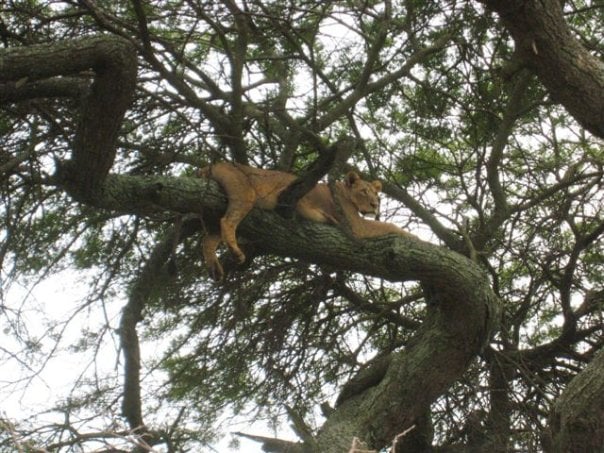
[2,271,300,452]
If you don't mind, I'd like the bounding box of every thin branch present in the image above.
[233,431,306,453]
[119,223,184,445]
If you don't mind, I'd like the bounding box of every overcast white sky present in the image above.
[1,270,300,452]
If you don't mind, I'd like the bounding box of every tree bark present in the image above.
[478,0,604,139]
[544,349,604,452]
[0,36,137,200]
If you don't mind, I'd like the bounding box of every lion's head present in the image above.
[344,171,382,219]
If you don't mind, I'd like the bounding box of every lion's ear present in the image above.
[372,180,382,192]
[345,171,360,187]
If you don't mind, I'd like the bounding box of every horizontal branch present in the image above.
[0,77,90,102]
[51,170,500,451]
[0,35,137,200]
[70,172,490,285]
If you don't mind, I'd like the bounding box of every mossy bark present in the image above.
[545,349,604,452]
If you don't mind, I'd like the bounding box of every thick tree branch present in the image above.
[479,0,604,138]
[69,170,499,452]
[0,77,90,102]
[0,35,137,200]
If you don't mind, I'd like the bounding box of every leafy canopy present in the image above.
[0,0,603,451]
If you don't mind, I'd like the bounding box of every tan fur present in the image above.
[200,162,412,280]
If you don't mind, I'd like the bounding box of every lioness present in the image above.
[200,162,412,280]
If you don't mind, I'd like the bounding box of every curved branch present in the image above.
[0,35,137,200]
[74,171,500,452]
[479,0,604,138]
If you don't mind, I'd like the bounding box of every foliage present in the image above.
[1,0,603,451]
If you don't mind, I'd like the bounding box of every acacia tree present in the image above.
[0,1,602,452]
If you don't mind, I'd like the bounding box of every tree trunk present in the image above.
[544,349,604,452]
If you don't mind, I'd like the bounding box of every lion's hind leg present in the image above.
[209,163,256,265]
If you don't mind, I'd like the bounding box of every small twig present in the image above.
[348,436,377,453]
[391,424,416,451]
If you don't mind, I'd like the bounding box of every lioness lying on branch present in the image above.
[199,162,413,280]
